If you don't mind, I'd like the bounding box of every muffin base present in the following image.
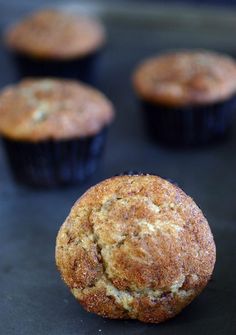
[10,51,100,85]
[2,129,107,187]
[140,97,236,147]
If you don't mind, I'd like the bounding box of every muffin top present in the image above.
[5,9,106,60]
[56,174,216,323]
[133,50,236,107]
[0,78,114,141]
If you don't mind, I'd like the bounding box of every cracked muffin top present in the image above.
[133,50,236,107]
[0,78,114,141]
[56,174,216,323]
[4,9,106,60]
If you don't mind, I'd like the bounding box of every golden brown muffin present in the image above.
[56,175,216,323]
[133,50,236,107]
[0,78,114,141]
[4,9,105,60]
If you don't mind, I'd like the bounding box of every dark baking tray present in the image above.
[1,1,236,334]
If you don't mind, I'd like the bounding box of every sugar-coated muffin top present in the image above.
[56,174,216,323]
[5,9,106,60]
[0,78,114,141]
[133,50,236,107]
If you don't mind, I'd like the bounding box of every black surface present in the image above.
[0,2,236,335]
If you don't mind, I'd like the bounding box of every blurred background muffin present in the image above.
[4,9,106,84]
[0,78,114,187]
[133,50,236,147]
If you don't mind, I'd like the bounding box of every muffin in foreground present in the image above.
[0,78,114,187]
[4,9,106,83]
[133,50,236,147]
[56,174,216,323]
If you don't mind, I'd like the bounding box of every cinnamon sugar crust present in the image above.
[56,175,216,323]
[5,9,106,60]
[133,50,236,107]
[0,78,114,141]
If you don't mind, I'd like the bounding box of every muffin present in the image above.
[133,50,236,146]
[56,174,216,323]
[4,9,106,83]
[0,78,114,187]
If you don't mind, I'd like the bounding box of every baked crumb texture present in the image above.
[56,175,216,323]
[5,9,106,60]
[0,78,114,141]
[133,50,236,107]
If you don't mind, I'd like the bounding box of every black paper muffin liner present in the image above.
[10,51,101,85]
[2,128,107,187]
[140,96,236,147]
